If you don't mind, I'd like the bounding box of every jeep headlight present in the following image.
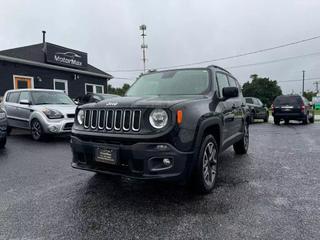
[77,109,85,125]
[149,109,168,129]
[42,108,64,119]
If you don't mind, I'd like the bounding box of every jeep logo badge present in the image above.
[106,102,118,106]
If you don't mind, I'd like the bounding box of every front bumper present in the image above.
[40,118,74,134]
[71,135,194,181]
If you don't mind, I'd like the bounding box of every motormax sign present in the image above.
[45,43,88,69]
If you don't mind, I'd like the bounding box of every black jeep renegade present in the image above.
[71,66,250,193]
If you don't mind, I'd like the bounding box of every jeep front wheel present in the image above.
[191,135,218,194]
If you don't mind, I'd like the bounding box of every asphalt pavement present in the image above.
[0,122,320,240]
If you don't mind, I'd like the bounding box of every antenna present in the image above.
[139,24,148,73]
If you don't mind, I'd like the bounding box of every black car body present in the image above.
[74,93,118,105]
[71,66,250,193]
[272,95,314,124]
[0,108,7,148]
[245,97,269,123]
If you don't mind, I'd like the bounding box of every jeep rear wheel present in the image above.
[191,135,218,194]
[233,123,249,154]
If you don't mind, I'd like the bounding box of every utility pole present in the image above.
[314,81,320,93]
[302,70,305,96]
[139,24,148,73]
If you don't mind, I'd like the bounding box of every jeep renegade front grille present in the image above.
[83,109,141,132]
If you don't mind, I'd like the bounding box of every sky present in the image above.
[1,0,320,94]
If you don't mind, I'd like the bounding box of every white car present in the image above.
[2,89,76,140]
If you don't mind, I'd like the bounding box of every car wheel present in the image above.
[0,137,6,148]
[31,119,46,141]
[7,127,12,136]
[233,122,249,154]
[274,118,280,125]
[264,115,268,122]
[302,115,309,124]
[309,115,315,123]
[191,134,218,194]
[249,113,254,124]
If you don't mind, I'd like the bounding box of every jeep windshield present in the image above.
[126,69,210,96]
[32,91,75,105]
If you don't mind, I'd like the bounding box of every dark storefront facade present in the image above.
[0,40,112,98]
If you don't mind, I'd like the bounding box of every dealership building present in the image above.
[0,32,112,98]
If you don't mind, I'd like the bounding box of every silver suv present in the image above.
[2,89,76,140]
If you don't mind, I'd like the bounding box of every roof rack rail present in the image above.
[207,65,230,74]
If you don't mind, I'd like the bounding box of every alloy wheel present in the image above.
[203,141,217,187]
[32,121,41,140]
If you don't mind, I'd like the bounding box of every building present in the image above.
[0,32,112,98]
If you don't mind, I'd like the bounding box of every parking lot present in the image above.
[0,122,319,240]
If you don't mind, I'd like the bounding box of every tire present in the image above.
[264,115,268,122]
[302,115,308,125]
[274,118,280,125]
[249,113,254,124]
[190,134,219,194]
[233,122,249,154]
[0,137,6,148]
[309,115,315,123]
[7,126,12,136]
[31,119,46,141]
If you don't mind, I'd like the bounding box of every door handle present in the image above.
[232,104,237,109]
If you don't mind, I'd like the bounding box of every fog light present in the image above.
[163,158,171,166]
[48,125,59,133]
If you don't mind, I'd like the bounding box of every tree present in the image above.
[242,74,282,107]
[107,83,131,96]
[303,91,317,101]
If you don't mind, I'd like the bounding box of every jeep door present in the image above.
[227,76,244,135]
[215,72,234,141]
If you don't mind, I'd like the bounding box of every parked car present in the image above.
[272,95,314,125]
[71,66,250,194]
[0,108,7,148]
[3,89,77,140]
[74,93,118,105]
[245,97,269,123]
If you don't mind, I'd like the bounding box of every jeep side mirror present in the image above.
[19,99,31,105]
[222,87,239,99]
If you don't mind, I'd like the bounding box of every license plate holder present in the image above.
[95,146,119,165]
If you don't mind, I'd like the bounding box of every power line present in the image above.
[226,52,320,69]
[106,34,320,72]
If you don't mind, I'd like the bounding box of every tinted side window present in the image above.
[245,98,253,104]
[228,76,237,87]
[7,92,20,103]
[19,91,32,103]
[216,72,229,97]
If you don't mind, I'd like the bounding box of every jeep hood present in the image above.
[93,95,207,108]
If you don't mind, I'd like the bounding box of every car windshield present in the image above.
[274,96,302,105]
[31,91,75,105]
[100,94,118,99]
[126,69,210,96]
